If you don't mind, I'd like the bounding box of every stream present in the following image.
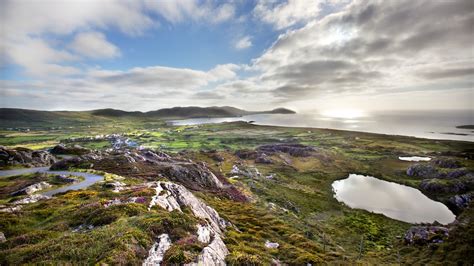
[0,167,104,196]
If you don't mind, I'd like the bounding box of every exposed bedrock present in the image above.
[146,181,229,266]
[404,226,449,245]
[0,146,57,168]
[50,149,228,192]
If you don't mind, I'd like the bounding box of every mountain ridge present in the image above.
[0,106,296,123]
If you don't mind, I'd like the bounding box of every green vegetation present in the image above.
[0,114,473,264]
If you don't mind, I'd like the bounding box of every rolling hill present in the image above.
[0,106,295,128]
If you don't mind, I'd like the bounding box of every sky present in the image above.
[0,0,473,112]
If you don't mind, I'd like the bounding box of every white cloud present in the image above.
[0,0,236,78]
[1,62,242,110]
[143,0,235,24]
[1,0,153,77]
[235,36,253,50]
[5,37,80,77]
[253,0,323,29]
[212,3,236,23]
[70,31,120,59]
[241,0,474,110]
[2,0,473,112]
[1,1,154,38]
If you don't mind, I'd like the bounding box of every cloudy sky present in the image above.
[1,0,473,112]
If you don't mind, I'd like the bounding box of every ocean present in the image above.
[170,110,474,142]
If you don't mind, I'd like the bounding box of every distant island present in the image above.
[91,106,295,118]
[456,125,474,129]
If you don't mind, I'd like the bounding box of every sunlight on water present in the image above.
[170,110,474,142]
[320,108,366,119]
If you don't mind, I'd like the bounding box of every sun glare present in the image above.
[320,108,366,119]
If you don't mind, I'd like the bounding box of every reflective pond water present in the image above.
[332,174,456,224]
[398,156,431,162]
[0,167,104,196]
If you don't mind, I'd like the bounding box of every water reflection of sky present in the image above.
[332,174,455,224]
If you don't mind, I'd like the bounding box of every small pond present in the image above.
[0,167,104,196]
[332,174,455,224]
[398,156,431,162]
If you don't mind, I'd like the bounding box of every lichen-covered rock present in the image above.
[0,204,22,213]
[229,165,261,179]
[13,194,50,205]
[197,224,212,243]
[148,182,229,265]
[143,234,172,266]
[11,181,52,196]
[148,182,226,233]
[162,162,224,190]
[148,183,182,212]
[0,147,57,167]
[188,234,228,266]
[103,197,146,208]
[404,226,449,245]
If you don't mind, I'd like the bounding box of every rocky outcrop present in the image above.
[407,164,440,178]
[103,197,146,208]
[407,163,470,179]
[445,169,469,179]
[50,151,108,170]
[433,158,462,169]
[257,143,315,157]
[189,234,228,266]
[419,179,467,194]
[161,162,224,190]
[143,234,172,266]
[197,224,212,243]
[13,194,50,205]
[447,193,472,214]
[103,181,127,193]
[148,182,227,233]
[404,226,449,245]
[230,165,260,179]
[11,181,52,196]
[0,147,57,168]
[255,153,272,164]
[265,240,279,249]
[50,144,90,155]
[51,149,225,192]
[203,150,224,162]
[235,150,259,160]
[147,182,229,266]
